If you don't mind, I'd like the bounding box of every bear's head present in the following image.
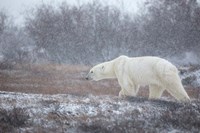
[86,62,115,81]
[86,64,105,81]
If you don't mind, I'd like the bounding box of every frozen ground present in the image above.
[0,64,200,132]
[0,91,200,133]
[180,65,200,88]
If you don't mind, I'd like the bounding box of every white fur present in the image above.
[86,55,190,102]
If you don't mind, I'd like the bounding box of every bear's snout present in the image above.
[85,74,90,80]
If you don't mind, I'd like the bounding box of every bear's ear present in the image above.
[102,66,105,71]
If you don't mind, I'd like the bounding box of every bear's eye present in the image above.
[91,71,93,73]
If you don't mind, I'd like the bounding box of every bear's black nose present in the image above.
[85,74,89,80]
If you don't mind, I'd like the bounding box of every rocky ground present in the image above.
[0,91,200,133]
[0,64,200,133]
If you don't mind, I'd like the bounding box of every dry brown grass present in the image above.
[0,64,119,96]
[0,63,199,99]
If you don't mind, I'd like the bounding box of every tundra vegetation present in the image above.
[0,0,200,132]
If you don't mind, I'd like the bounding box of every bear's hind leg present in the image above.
[149,85,164,99]
[164,73,190,102]
[165,82,190,102]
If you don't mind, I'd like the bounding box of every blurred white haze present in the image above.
[1,1,200,132]
[0,0,145,26]
[0,0,200,65]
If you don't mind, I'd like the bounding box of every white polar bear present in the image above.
[86,55,190,102]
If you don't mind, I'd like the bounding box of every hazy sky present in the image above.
[0,0,145,25]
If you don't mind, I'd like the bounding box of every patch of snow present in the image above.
[0,91,199,132]
[181,68,200,87]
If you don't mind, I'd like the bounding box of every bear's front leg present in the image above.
[119,89,126,97]
[118,85,138,97]
[117,75,138,97]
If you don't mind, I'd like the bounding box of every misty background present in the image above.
[0,0,200,67]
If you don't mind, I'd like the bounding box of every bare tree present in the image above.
[24,0,200,65]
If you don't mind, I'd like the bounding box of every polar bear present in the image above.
[86,55,190,102]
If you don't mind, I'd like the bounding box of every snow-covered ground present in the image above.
[0,64,200,132]
[0,91,200,133]
[180,66,200,88]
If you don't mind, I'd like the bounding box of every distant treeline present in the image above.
[0,0,200,66]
